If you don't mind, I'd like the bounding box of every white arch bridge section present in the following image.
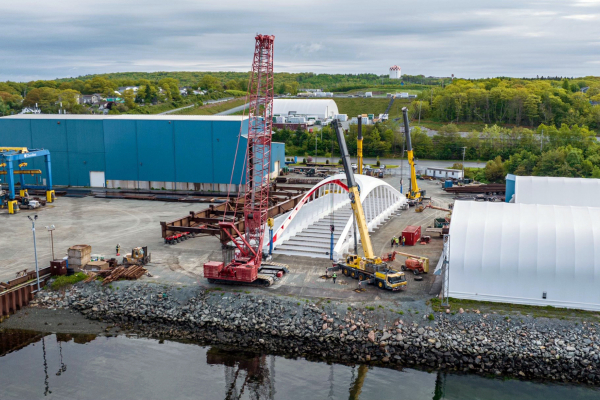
[265,174,407,260]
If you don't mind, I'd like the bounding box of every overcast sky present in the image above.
[0,0,599,81]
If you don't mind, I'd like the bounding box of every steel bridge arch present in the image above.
[266,174,407,259]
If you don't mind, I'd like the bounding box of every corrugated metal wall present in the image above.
[0,117,286,188]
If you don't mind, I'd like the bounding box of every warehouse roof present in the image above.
[449,201,600,310]
[1,115,248,121]
[273,99,338,117]
[513,175,600,207]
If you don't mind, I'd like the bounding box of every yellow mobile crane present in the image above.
[330,119,407,291]
[357,115,364,175]
[402,107,425,202]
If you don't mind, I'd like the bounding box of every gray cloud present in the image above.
[0,0,598,80]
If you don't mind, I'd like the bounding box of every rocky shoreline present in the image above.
[27,281,600,385]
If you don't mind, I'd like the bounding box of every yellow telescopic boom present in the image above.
[357,115,363,175]
[332,119,374,259]
[402,107,422,200]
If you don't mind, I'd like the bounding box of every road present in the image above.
[295,156,486,169]
[158,97,235,115]
[216,102,249,115]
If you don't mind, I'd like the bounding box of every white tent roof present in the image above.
[448,201,600,311]
[273,99,338,117]
[514,176,600,207]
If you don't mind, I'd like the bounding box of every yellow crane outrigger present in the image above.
[330,119,407,291]
[402,107,425,201]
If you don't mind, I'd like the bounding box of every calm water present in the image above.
[0,330,598,400]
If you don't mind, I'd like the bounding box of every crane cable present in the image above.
[225,84,251,222]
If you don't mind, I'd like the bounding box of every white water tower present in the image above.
[389,65,401,79]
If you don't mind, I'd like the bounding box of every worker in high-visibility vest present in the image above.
[332,272,337,284]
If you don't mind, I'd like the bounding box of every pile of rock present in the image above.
[32,282,600,385]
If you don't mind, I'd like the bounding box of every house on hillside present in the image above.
[80,93,104,105]
[116,86,139,94]
[19,107,41,114]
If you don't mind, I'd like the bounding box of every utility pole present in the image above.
[418,101,422,125]
[46,225,56,260]
[461,147,467,182]
[315,133,318,162]
[540,129,544,153]
[28,215,40,291]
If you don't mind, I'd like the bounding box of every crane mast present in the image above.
[357,116,363,175]
[204,35,288,287]
[243,34,275,266]
[402,107,423,200]
[332,119,374,259]
[330,119,407,291]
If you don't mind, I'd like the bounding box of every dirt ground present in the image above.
[0,174,454,305]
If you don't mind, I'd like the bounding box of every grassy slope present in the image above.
[172,98,247,116]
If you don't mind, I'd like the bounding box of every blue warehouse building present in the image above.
[0,115,286,192]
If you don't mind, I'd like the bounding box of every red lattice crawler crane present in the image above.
[203,34,288,287]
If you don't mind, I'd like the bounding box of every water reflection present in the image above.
[0,330,598,400]
[206,348,275,400]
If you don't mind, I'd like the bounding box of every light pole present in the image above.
[45,225,56,260]
[28,215,40,291]
[461,147,467,182]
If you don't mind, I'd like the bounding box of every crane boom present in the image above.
[402,107,422,200]
[332,119,374,259]
[204,34,288,287]
[357,116,363,175]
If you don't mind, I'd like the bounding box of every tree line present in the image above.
[275,118,600,183]
[0,75,248,115]
[412,77,600,129]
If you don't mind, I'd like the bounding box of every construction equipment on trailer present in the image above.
[381,251,430,275]
[203,34,288,287]
[329,118,407,291]
[401,108,425,202]
[123,246,151,266]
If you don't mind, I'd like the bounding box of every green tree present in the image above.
[505,151,538,175]
[83,77,115,96]
[484,156,506,182]
[57,89,82,111]
[524,94,541,126]
[199,75,222,91]
[0,98,9,115]
[159,78,181,101]
[122,89,136,109]
[225,80,239,90]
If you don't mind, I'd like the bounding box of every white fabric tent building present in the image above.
[508,175,600,207]
[448,201,600,311]
[273,99,338,119]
